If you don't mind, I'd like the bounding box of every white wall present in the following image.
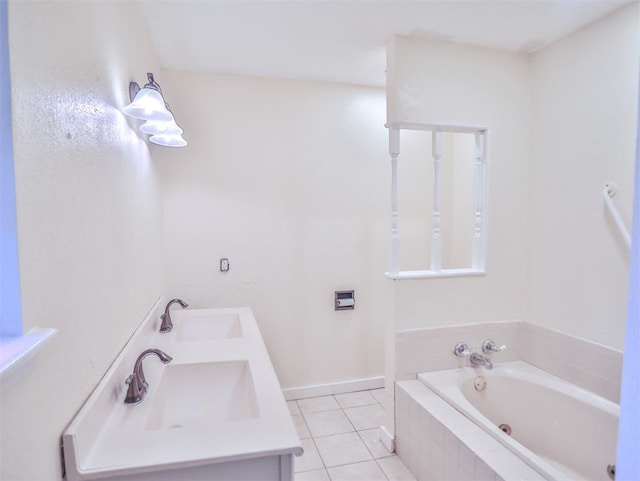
[3,3,636,479]
[382,5,638,443]
[382,36,531,442]
[384,2,638,345]
[392,131,476,271]
[386,36,531,330]
[2,2,163,480]
[528,3,639,349]
[153,70,391,389]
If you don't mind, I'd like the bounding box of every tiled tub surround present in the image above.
[395,320,622,403]
[393,321,622,481]
[419,362,618,480]
[62,299,302,481]
[395,381,544,481]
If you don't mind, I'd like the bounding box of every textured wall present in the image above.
[386,36,531,330]
[382,36,531,440]
[528,3,639,349]
[3,3,637,479]
[153,71,390,389]
[2,2,163,479]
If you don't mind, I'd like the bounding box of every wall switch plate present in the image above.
[220,258,230,272]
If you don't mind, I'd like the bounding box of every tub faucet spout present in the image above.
[160,298,189,333]
[470,352,493,370]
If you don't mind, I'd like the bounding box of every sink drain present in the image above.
[607,463,615,480]
[498,423,512,435]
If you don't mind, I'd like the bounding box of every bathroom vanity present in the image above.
[62,301,302,481]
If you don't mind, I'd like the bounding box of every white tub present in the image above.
[418,361,619,481]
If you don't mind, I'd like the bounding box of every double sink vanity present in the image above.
[62,300,303,481]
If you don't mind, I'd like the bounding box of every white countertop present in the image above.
[63,305,302,480]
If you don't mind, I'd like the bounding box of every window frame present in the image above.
[384,121,490,280]
[0,0,55,379]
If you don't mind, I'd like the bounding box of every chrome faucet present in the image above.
[453,342,471,357]
[124,349,172,404]
[454,341,500,370]
[482,339,507,354]
[159,298,189,333]
[470,352,493,370]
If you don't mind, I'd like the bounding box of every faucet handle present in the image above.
[482,339,507,354]
[453,342,471,357]
[124,373,146,404]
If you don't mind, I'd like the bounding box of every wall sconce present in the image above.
[123,72,187,147]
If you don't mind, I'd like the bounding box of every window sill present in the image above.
[385,268,486,280]
[0,328,57,382]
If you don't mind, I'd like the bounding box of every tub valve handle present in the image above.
[482,339,507,354]
[454,342,471,357]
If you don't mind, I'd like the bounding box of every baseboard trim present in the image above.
[379,425,395,453]
[282,376,385,400]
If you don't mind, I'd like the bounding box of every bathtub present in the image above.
[417,361,619,481]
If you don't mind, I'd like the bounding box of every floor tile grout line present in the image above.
[354,425,396,481]
[293,389,383,411]
[339,401,359,435]
[311,394,371,473]
[355,427,380,461]
[292,390,404,481]
[310,435,330,472]
[298,411,313,441]
[374,457,392,481]
[317,407,382,473]
[326,458,393,481]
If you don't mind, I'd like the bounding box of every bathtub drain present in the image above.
[498,423,512,435]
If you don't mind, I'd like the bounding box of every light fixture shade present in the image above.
[139,118,173,135]
[149,133,188,147]
[123,88,172,121]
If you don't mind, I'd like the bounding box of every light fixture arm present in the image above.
[128,73,164,102]
[128,82,140,102]
[144,72,162,93]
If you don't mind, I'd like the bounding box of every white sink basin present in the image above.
[145,361,259,430]
[62,306,302,481]
[174,311,243,342]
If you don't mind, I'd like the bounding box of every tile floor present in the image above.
[288,389,416,481]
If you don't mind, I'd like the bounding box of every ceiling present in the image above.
[138,0,632,87]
